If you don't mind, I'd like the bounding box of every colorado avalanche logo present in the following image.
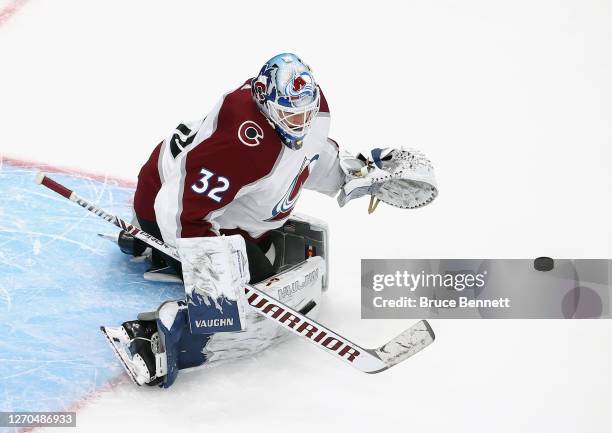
[266,154,319,222]
[252,64,277,105]
[238,121,264,146]
[253,77,268,103]
[285,72,315,103]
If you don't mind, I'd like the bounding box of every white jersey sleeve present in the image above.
[302,113,345,197]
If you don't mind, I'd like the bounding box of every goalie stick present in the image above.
[36,172,435,373]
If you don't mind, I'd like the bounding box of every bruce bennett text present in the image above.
[372,296,511,309]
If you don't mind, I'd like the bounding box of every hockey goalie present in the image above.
[98,53,439,388]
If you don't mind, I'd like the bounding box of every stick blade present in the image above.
[369,320,435,373]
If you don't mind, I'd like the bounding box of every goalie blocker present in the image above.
[179,235,250,334]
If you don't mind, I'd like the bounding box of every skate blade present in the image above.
[97,233,119,244]
[144,269,182,284]
[100,326,142,386]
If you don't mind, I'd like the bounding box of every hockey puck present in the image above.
[534,257,554,272]
[298,300,317,315]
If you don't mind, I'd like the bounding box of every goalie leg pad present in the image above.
[155,300,212,388]
[103,257,325,388]
[198,256,326,368]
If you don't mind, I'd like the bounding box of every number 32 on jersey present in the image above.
[191,168,229,203]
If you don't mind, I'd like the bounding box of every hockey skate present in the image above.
[99,231,182,283]
[100,320,166,386]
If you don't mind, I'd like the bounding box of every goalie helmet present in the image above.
[251,53,320,150]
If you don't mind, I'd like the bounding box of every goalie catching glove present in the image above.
[337,147,438,213]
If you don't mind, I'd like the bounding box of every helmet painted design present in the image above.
[251,53,320,150]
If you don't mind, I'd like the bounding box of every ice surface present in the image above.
[0,163,183,415]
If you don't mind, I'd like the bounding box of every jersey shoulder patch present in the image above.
[186,84,283,190]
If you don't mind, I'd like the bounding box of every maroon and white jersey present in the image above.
[134,80,344,245]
